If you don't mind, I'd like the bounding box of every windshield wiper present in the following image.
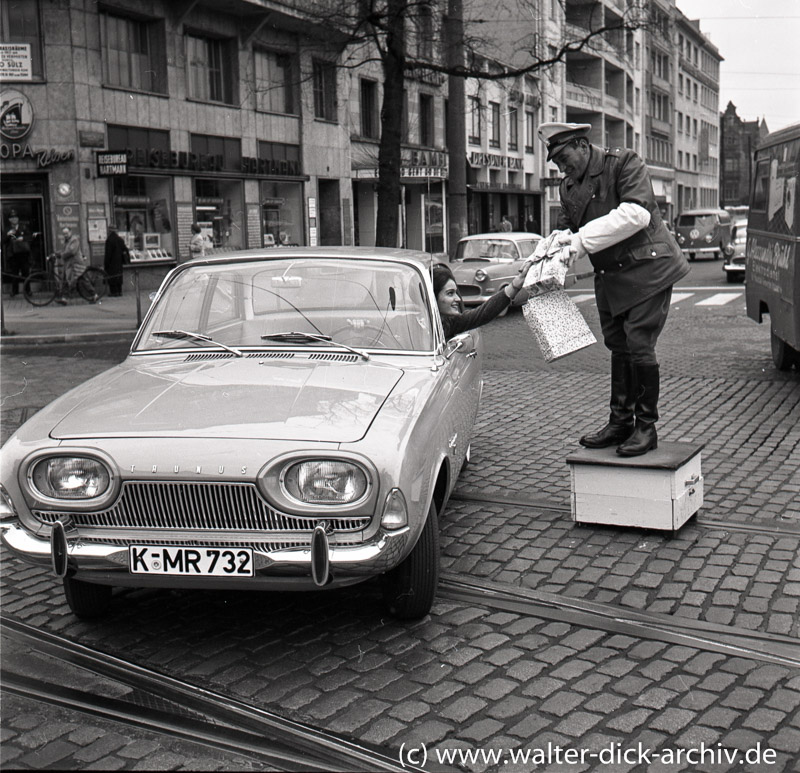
[152,329,244,357]
[261,331,370,360]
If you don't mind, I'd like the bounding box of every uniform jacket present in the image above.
[557,144,689,316]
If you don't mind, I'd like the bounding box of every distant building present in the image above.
[674,10,722,214]
[720,102,769,208]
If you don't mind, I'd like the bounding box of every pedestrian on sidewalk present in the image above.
[538,122,689,457]
[56,225,90,305]
[3,209,32,297]
[433,260,532,339]
[103,225,130,297]
[499,215,513,232]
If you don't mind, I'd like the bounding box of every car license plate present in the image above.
[129,545,254,577]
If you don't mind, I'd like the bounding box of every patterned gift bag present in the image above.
[520,230,596,362]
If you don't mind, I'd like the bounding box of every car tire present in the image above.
[770,329,798,371]
[382,501,439,620]
[726,272,737,284]
[63,576,112,619]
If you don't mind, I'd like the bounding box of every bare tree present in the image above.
[290,0,653,247]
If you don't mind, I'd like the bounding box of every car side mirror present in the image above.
[444,332,475,359]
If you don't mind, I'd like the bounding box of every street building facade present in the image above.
[1,0,724,283]
[674,8,722,216]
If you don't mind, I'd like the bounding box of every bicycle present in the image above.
[23,254,109,307]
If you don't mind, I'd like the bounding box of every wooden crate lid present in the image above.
[566,441,704,471]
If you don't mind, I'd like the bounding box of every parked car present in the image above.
[722,219,748,283]
[0,248,484,620]
[675,208,734,260]
[451,232,542,309]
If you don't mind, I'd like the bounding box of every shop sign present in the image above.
[80,130,105,148]
[542,177,561,187]
[469,151,524,170]
[96,151,128,176]
[241,155,302,177]
[0,44,32,81]
[123,146,225,172]
[0,141,74,168]
[0,88,33,139]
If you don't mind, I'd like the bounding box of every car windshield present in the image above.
[136,258,435,353]
[456,239,521,261]
[678,214,717,229]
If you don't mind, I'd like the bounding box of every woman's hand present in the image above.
[505,259,534,299]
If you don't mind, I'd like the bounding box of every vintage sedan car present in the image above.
[0,248,483,620]
[451,232,542,309]
[722,219,747,283]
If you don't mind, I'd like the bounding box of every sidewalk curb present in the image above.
[1,329,137,346]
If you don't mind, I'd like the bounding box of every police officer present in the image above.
[538,122,690,456]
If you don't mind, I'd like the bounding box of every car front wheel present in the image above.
[382,501,440,620]
[63,576,112,619]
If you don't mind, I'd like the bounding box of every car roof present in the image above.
[458,232,543,241]
[184,245,438,267]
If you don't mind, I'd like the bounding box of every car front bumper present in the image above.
[0,520,411,591]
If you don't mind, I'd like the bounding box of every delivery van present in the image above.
[745,121,800,370]
[675,208,734,260]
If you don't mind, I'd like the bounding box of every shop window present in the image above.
[313,60,337,121]
[1,0,43,78]
[194,178,244,251]
[111,175,175,261]
[360,78,379,139]
[186,32,236,104]
[419,93,434,147]
[254,48,296,114]
[100,12,167,94]
[260,178,303,247]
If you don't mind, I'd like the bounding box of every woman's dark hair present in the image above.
[432,262,456,298]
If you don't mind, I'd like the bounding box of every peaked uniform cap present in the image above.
[538,122,592,160]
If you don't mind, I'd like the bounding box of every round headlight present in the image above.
[474,269,488,282]
[30,457,111,500]
[282,460,368,505]
[678,235,684,244]
[704,233,714,242]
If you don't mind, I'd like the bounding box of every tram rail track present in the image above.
[0,617,417,773]
[451,489,800,539]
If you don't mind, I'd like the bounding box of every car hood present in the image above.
[49,356,405,443]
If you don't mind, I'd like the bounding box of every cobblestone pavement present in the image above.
[1,304,799,772]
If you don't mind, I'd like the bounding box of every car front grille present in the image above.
[33,480,371,534]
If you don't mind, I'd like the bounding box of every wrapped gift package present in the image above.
[523,255,568,297]
[522,289,597,362]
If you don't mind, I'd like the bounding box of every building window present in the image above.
[525,111,535,153]
[360,78,379,139]
[186,33,235,104]
[401,90,409,142]
[419,92,434,147]
[101,12,166,93]
[469,97,481,144]
[1,0,43,78]
[415,3,433,60]
[254,49,296,114]
[313,60,337,121]
[677,111,682,133]
[677,150,682,168]
[489,102,500,148]
[508,107,518,150]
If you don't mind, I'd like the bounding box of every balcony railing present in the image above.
[566,84,603,110]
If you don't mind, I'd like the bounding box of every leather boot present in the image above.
[580,354,635,448]
[617,363,659,456]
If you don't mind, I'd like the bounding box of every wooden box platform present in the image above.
[566,441,704,532]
